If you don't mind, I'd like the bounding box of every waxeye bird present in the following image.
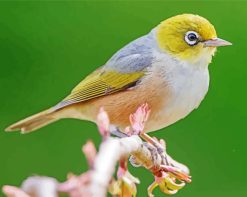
[5,14,232,134]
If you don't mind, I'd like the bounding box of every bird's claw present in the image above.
[142,142,162,168]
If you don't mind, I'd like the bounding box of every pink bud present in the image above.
[97,107,110,139]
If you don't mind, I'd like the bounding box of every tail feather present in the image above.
[5,108,58,134]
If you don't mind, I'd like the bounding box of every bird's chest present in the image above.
[164,63,209,124]
[147,61,210,131]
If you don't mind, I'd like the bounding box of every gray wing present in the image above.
[104,31,156,73]
[53,31,157,111]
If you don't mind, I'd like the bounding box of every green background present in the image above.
[0,1,246,196]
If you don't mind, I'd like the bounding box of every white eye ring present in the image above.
[185,31,199,46]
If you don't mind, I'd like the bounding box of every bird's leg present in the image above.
[142,142,162,168]
[140,132,169,165]
[140,133,164,152]
[128,103,166,157]
[141,134,191,182]
[109,125,129,138]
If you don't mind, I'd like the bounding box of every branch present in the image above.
[90,134,190,197]
[2,104,191,197]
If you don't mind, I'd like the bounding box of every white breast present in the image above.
[166,61,209,119]
[147,52,210,131]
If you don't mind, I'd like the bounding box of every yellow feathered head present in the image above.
[156,14,231,63]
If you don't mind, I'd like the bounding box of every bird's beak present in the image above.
[203,38,232,47]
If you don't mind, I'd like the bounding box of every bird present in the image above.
[5,14,232,134]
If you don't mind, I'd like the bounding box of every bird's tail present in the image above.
[5,108,58,134]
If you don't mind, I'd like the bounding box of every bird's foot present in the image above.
[109,125,129,138]
[140,133,172,165]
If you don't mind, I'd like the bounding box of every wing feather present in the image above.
[54,69,144,110]
[54,32,155,110]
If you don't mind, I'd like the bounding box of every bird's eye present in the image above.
[185,31,199,46]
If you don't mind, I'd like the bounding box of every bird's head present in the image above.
[156,14,232,65]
